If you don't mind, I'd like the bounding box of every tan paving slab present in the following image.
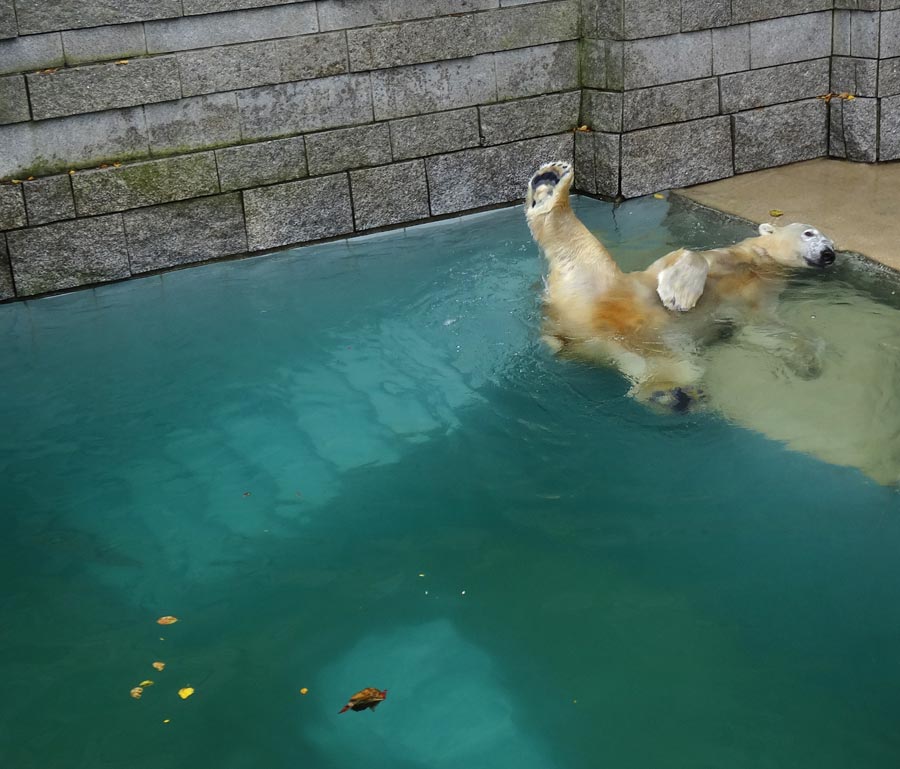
[678,158,900,271]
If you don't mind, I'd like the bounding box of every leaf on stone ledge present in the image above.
[769,209,783,218]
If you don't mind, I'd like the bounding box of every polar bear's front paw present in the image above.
[527,161,573,211]
[648,385,707,413]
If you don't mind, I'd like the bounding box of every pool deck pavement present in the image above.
[677,158,900,272]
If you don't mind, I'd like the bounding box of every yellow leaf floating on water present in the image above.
[653,193,665,200]
[140,680,154,687]
[178,687,195,700]
[130,687,144,699]
[163,719,170,724]
[157,616,178,625]
[300,687,309,695]
[769,209,783,218]
[152,661,166,671]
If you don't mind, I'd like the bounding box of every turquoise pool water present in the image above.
[1,196,899,769]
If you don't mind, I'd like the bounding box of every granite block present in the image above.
[348,15,475,71]
[389,108,480,160]
[183,0,296,13]
[593,131,621,197]
[881,11,900,59]
[215,136,307,192]
[622,0,680,39]
[829,97,877,162]
[350,160,430,229]
[732,0,831,24]
[0,107,149,179]
[28,57,181,120]
[833,10,851,56]
[243,173,354,250]
[733,99,827,173]
[580,0,623,38]
[371,55,496,121]
[22,175,75,225]
[880,95,900,160]
[573,131,597,195]
[0,234,13,300]
[681,0,731,32]
[0,75,29,124]
[623,31,712,90]
[749,13,832,69]
[62,23,146,66]
[831,56,878,97]
[145,93,242,155]
[317,0,392,31]
[124,194,246,273]
[850,11,880,58]
[239,74,373,141]
[0,183,26,228]
[72,153,220,215]
[178,41,279,98]
[494,41,579,101]
[0,32,64,76]
[390,0,497,21]
[879,58,900,97]
[580,89,623,133]
[15,0,182,34]
[7,214,128,295]
[479,91,580,144]
[0,1,16,40]
[474,1,578,53]
[713,24,750,74]
[425,133,573,215]
[621,116,732,197]
[720,59,830,112]
[145,5,318,54]
[277,32,349,82]
[623,78,719,131]
[306,123,392,175]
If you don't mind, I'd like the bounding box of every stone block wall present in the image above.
[0,0,580,299]
[0,1,898,299]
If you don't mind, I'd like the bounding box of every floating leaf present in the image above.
[157,616,178,625]
[130,687,144,699]
[653,193,665,200]
[178,687,195,700]
[163,719,171,724]
[140,680,154,687]
[300,687,309,695]
[152,661,166,671]
[243,491,251,497]
[769,209,783,218]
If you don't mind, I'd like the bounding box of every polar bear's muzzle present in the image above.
[806,246,836,268]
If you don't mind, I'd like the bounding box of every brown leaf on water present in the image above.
[157,616,178,625]
[130,687,144,699]
[152,661,166,671]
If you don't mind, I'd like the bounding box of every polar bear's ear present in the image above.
[758,223,776,235]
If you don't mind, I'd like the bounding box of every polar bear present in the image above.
[525,161,836,409]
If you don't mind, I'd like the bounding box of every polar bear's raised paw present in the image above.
[526,161,573,213]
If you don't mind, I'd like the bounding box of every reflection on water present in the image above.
[1,196,899,769]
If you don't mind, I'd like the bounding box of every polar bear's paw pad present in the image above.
[528,161,573,208]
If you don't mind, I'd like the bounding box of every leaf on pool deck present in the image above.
[153,661,166,671]
[130,687,144,699]
[140,680,154,687]
[178,687,195,700]
[769,209,783,218]
[157,616,178,625]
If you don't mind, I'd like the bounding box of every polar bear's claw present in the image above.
[527,161,573,210]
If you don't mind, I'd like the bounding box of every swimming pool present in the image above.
[1,195,899,769]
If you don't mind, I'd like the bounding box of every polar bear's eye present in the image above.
[803,229,816,238]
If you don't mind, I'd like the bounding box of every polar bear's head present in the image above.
[757,222,836,268]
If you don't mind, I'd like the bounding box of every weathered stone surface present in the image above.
[621,116,732,197]
[833,10,851,56]
[474,1,578,53]
[72,153,219,215]
[622,0,680,39]
[239,74,373,141]
[879,94,900,161]
[881,10,900,59]
[0,234,14,300]
[0,107,149,179]
[879,58,900,97]
[62,23,146,65]
[732,0,831,24]
[426,133,573,215]
[28,57,181,120]
[581,0,622,38]
[16,0,182,35]
[733,99,827,173]
[0,32,64,75]
[623,31,712,90]
[682,0,730,32]
[834,0,880,8]
[215,136,307,192]
[243,173,354,251]
[581,89,622,133]
[849,11,880,58]
[306,123,392,175]
[573,131,597,194]
[389,108,480,160]
[277,32,349,82]
[390,0,496,21]
[720,59,830,112]
[749,13,832,69]
[829,97,877,162]
[183,0,296,14]
[581,38,623,90]
[350,160,430,229]
[124,194,246,273]
[494,41,579,100]
[831,56,878,97]
[371,55,495,121]
[7,214,128,295]
[348,15,474,71]
[23,175,75,225]
[592,131,620,197]
[145,5,318,54]
[146,93,241,155]
[0,75,29,124]
[479,90,579,144]
[0,0,17,40]
[179,41,278,98]
[317,0,392,31]
[0,184,26,228]
[712,24,749,74]
[623,78,718,131]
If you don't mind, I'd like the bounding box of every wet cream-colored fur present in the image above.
[525,162,836,407]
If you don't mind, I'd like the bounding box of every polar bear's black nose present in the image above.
[820,248,835,265]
